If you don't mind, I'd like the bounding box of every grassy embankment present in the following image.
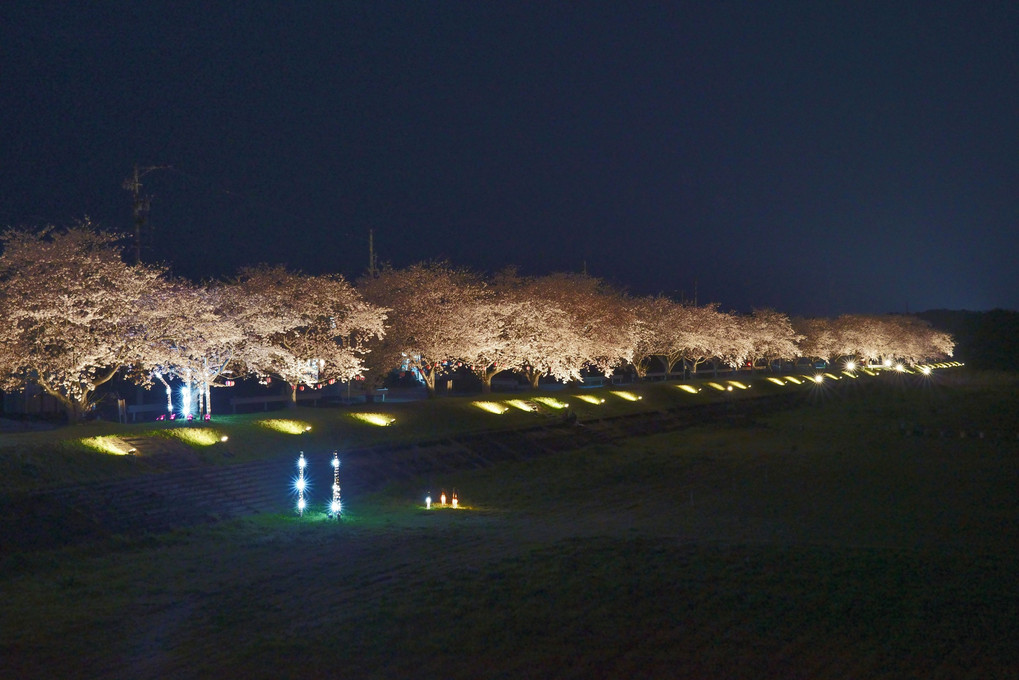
[2,367,1017,679]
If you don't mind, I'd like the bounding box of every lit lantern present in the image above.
[451,491,458,509]
[440,491,447,506]
[425,494,432,509]
[329,452,342,517]
[294,452,308,516]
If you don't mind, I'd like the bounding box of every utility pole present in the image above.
[123,164,169,265]
[368,228,378,277]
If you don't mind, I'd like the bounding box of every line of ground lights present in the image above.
[475,391,669,416]
[424,489,459,510]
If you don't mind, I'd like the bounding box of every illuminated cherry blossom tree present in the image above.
[629,295,723,379]
[795,314,954,367]
[490,271,637,387]
[712,309,755,374]
[672,303,729,378]
[520,272,639,381]
[793,316,839,363]
[228,266,387,406]
[359,262,492,396]
[0,225,168,422]
[130,279,245,418]
[742,308,803,372]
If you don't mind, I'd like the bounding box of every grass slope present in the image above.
[2,370,1017,679]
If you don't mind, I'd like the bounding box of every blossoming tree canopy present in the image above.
[358,261,493,396]
[0,225,168,422]
[224,265,387,405]
[130,279,247,417]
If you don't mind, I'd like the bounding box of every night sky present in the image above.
[2,2,1016,317]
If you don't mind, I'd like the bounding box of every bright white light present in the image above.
[921,366,932,375]
[220,435,229,442]
[845,361,856,372]
[329,451,342,518]
[895,363,905,372]
[180,384,192,418]
[883,359,893,367]
[425,495,432,509]
[813,374,824,384]
[294,452,309,516]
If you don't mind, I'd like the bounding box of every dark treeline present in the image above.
[916,309,1019,371]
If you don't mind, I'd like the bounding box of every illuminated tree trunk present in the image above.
[633,357,650,380]
[474,365,502,393]
[422,366,438,398]
[523,366,542,390]
[155,372,173,415]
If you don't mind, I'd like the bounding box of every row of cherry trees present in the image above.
[0,226,954,421]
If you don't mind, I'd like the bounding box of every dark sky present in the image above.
[2,1,1017,316]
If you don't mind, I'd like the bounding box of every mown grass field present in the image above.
[2,370,1018,679]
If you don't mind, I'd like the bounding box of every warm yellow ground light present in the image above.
[80,436,132,456]
[258,419,313,435]
[766,377,785,386]
[351,412,396,426]
[167,428,222,446]
[610,390,642,401]
[785,376,803,385]
[533,397,569,409]
[678,384,701,393]
[726,380,749,390]
[506,399,539,411]
[574,394,606,404]
[474,401,509,414]
[707,382,727,391]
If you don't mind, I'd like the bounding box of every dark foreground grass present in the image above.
[2,373,1018,679]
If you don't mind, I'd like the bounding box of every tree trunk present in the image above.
[633,358,649,380]
[423,367,437,398]
[527,368,541,390]
[64,400,82,424]
[287,383,298,408]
